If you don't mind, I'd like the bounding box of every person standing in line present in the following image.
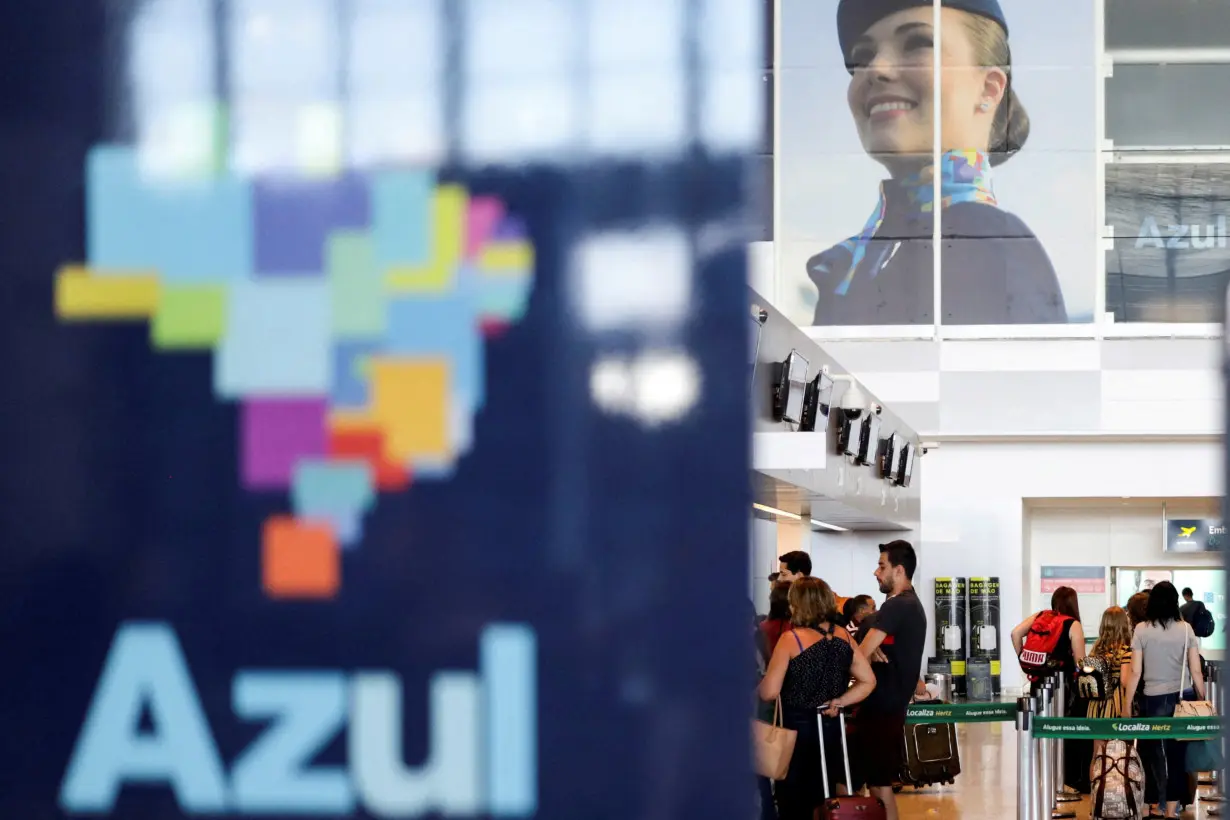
[1123,581,1206,819]
[758,578,877,820]
[1127,591,1150,630]
[777,551,812,583]
[760,581,796,659]
[852,541,927,820]
[843,594,877,640]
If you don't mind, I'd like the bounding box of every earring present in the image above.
[978,101,990,112]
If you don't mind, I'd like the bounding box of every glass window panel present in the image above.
[129,0,219,175]
[1106,243,1229,322]
[1172,569,1226,653]
[774,0,943,327]
[585,70,686,156]
[1107,65,1230,148]
[699,68,768,154]
[229,0,339,98]
[746,153,773,242]
[230,99,343,175]
[346,95,445,168]
[348,0,444,92]
[586,0,684,70]
[1106,0,1230,50]
[696,0,763,69]
[1106,163,1230,241]
[935,1,1096,326]
[462,0,579,78]
[1104,162,1230,323]
[461,80,578,162]
[130,0,216,100]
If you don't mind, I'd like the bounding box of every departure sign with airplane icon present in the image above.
[1167,519,1226,552]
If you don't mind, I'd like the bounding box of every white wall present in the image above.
[750,516,778,614]
[749,518,899,614]
[1027,502,1221,629]
[810,530,889,608]
[920,439,1222,692]
[813,337,1223,439]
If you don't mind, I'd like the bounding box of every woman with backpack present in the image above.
[1011,586,1087,689]
[1012,587,1088,792]
[1122,581,1207,819]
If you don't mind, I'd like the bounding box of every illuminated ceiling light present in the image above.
[752,503,801,521]
[811,519,850,533]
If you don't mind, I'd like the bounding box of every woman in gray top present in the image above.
[1122,581,1206,819]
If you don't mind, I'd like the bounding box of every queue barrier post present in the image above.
[1016,696,1036,820]
[1051,673,1078,817]
[1208,663,1225,804]
[1209,663,1225,815]
[1037,681,1053,819]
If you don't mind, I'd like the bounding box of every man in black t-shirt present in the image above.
[854,540,926,820]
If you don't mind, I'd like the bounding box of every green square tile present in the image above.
[152,284,227,350]
[329,231,386,339]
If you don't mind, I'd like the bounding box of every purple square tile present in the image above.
[253,174,370,275]
[240,398,328,489]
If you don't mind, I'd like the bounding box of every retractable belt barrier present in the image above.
[898,677,1225,820]
[906,703,1016,724]
[1032,716,1222,740]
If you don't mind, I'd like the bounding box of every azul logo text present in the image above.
[59,622,537,817]
[1135,215,1228,249]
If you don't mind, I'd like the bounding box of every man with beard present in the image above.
[851,541,926,820]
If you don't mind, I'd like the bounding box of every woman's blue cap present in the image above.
[837,0,1008,61]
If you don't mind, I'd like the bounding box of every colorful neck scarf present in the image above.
[832,150,996,296]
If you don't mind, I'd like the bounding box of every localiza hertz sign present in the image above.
[54,142,539,817]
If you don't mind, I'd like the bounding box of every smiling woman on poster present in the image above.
[807,0,1068,326]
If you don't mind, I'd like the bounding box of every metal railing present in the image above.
[903,670,1224,820]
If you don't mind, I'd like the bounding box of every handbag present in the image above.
[1187,738,1223,774]
[752,698,797,780]
[1173,624,1215,724]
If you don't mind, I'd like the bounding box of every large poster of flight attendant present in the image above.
[777,0,1097,327]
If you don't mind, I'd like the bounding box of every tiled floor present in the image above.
[893,723,1225,819]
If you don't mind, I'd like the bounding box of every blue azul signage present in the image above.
[0,0,758,817]
[61,623,535,817]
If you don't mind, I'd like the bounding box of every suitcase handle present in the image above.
[815,707,854,798]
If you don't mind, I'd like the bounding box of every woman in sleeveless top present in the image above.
[1010,586,1087,690]
[758,577,877,820]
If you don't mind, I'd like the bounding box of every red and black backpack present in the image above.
[1019,610,1074,681]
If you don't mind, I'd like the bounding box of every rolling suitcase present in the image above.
[815,709,887,820]
[901,720,961,787]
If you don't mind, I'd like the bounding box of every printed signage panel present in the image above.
[0,0,759,817]
[776,0,1098,327]
[1106,163,1230,323]
[1040,566,1107,594]
[1167,519,1227,553]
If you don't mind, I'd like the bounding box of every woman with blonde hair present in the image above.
[758,577,877,820]
[808,0,1066,326]
[1082,606,1134,719]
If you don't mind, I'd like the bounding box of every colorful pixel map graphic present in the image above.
[54,146,535,601]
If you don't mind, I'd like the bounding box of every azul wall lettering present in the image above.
[1133,215,1228,249]
[60,622,537,818]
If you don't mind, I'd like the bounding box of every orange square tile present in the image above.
[262,516,340,600]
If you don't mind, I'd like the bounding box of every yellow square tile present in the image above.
[370,359,451,463]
